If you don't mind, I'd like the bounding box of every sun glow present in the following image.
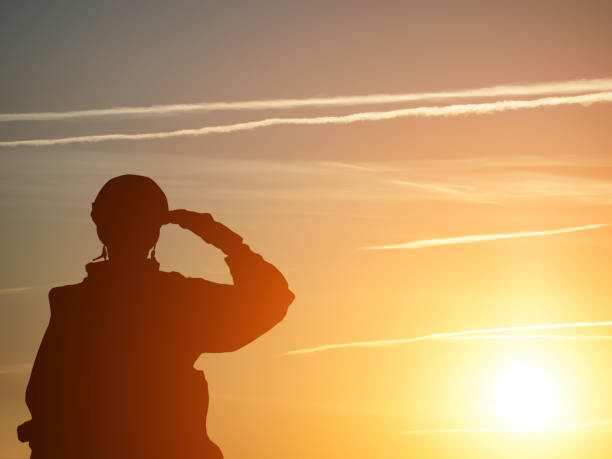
[491,361,568,431]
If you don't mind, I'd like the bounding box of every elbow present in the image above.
[272,285,295,323]
[282,286,295,310]
[251,285,293,332]
[219,287,294,353]
[250,277,294,322]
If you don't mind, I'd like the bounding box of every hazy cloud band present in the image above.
[1,78,611,122]
[364,223,610,250]
[2,91,611,147]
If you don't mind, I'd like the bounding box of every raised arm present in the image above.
[168,210,295,352]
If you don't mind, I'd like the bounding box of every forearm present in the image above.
[170,209,289,290]
[165,209,295,353]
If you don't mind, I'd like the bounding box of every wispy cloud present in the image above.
[315,161,390,172]
[387,179,500,205]
[0,286,32,295]
[387,179,466,195]
[394,418,612,435]
[380,158,612,205]
[363,223,610,250]
[444,334,612,341]
[2,78,611,122]
[0,363,32,375]
[313,157,612,205]
[395,426,509,435]
[2,91,611,147]
[285,321,612,355]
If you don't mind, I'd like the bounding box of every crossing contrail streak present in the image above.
[285,321,612,355]
[364,223,611,250]
[1,78,611,122]
[2,91,611,147]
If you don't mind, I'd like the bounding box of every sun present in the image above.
[491,361,567,431]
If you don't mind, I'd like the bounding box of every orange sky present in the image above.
[1,1,612,458]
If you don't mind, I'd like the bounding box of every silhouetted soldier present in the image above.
[18,175,294,458]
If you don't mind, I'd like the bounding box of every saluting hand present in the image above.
[167,209,214,228]
[165,209,245,255]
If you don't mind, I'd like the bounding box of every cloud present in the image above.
[387,179,466,195]
[0,286,31,295]
[394,418,612,435]
[387,179,501,205]
[285,320,612,355]
[394,426,508,435]
[0,363,32,375]
[444,334,612,341]
[379,157,612,205]
[1,91,611,147]
[363,223,610,250]
[2,78,611,122]
[313,157,612,205]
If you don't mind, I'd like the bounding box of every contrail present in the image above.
[364,223,610,250]
[285,321,612,355]
[1,91,612,147]
[1,78,611,122]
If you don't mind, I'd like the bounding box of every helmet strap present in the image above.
[92,245,108,262]
[150,245,157,263]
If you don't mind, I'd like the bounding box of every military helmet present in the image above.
[91,174,168,228]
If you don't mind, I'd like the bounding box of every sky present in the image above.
[1,1,612,457]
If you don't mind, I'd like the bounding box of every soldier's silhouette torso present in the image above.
[21,175,294,458]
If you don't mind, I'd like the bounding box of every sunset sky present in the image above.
[2,1,612,458]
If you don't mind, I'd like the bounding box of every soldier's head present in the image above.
[91,175,168,261]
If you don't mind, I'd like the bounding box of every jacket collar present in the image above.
[84,258,160,280]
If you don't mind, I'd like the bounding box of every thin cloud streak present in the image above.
[364,223,610,250]
[387,179,501,205]
[0,363,32,375]
[1,78,611,122]
[2,91,612,147]
[286,321,612,355]
[445,334,612,341]
[387,179,464,195]
[394,419,612,435]
[395,426,508,435]
[0,286,32,295]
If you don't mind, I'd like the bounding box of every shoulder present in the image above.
[158,270,231,292]
[157,270,187,282]
[159,270,224,285]
[48,283,86,311]
[49,283,84,301]
[48,283,84,318]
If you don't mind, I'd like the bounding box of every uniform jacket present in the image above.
[24,248,294,458]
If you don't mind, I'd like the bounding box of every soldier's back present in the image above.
[25,262,222,458]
